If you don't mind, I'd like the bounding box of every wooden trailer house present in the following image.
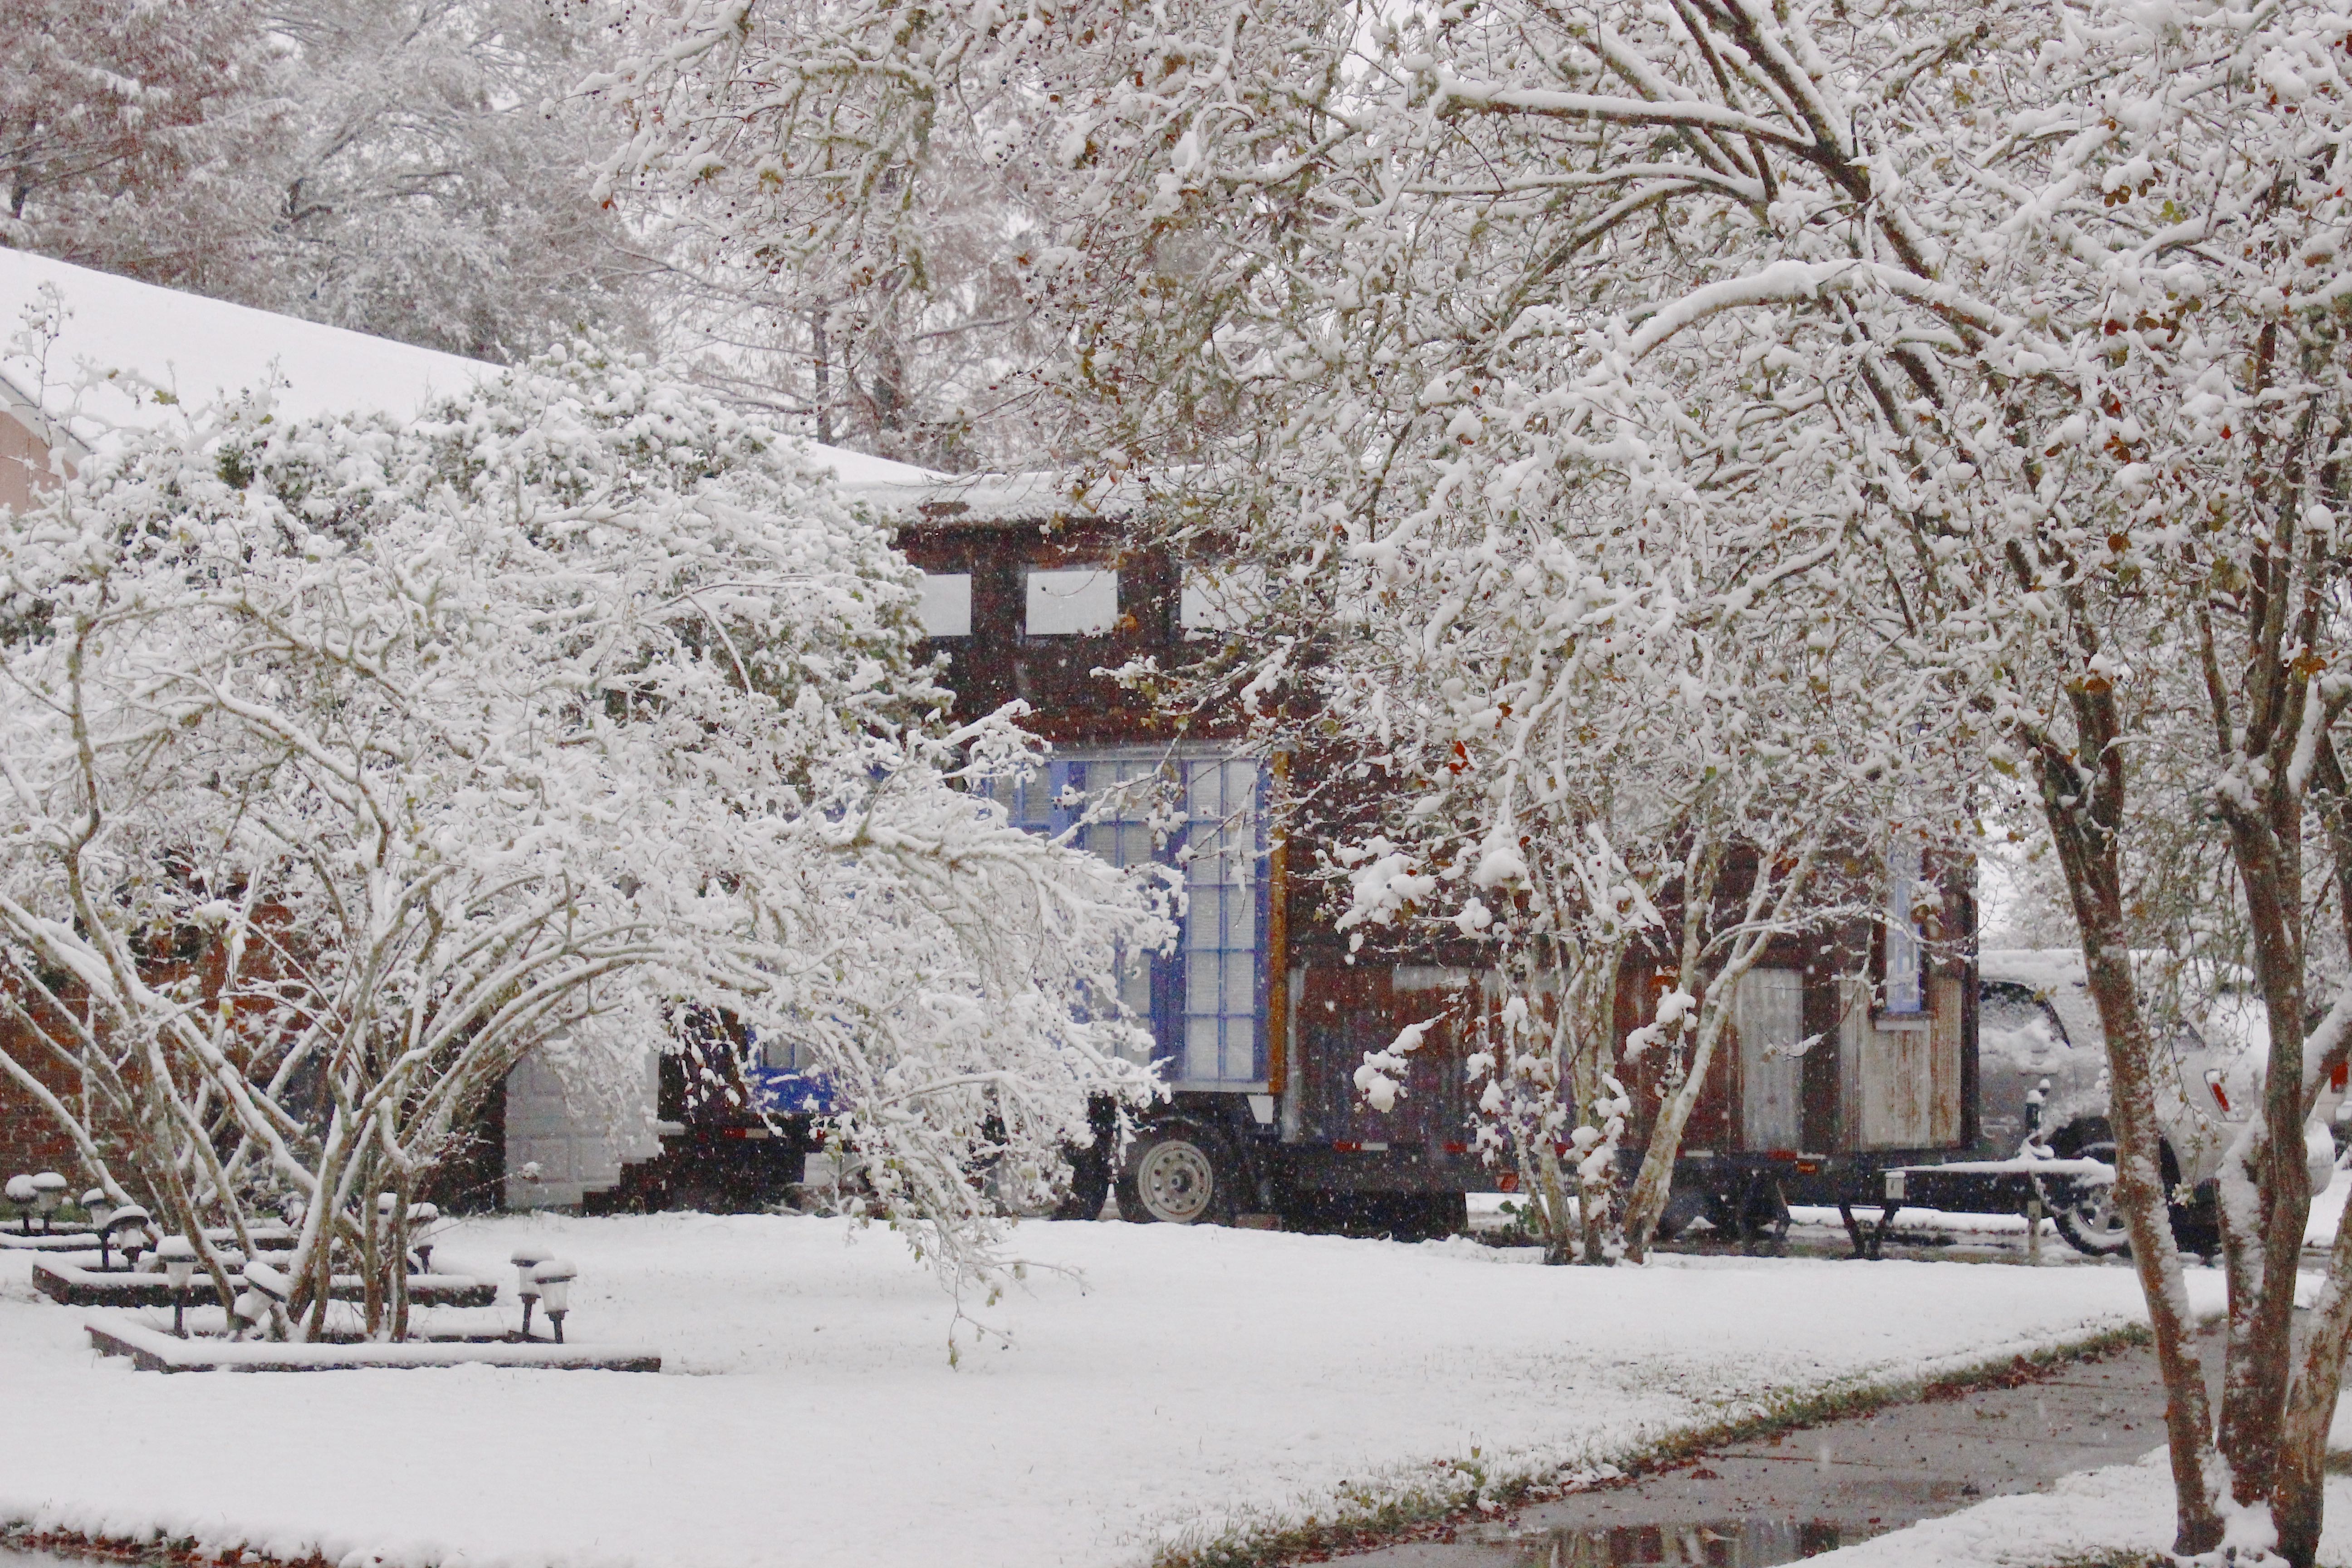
[839,470,1982,1239]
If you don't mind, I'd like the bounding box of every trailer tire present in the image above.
[1117,1125,1235,1225]
[1052,1097,1120,1220]
[1653,1186,1714,1243]
[1393,1191,1468,1241]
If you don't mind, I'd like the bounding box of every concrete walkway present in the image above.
[1338,1334,2200,1567]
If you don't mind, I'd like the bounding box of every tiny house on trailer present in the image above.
[851,472,1984,1241]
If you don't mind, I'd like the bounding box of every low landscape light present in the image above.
[511,1242,554,1338]
[4,1175,33,1233]
[531,1258,578,1344]
[409,1203,440,1275]
[109,1205,152,1270]
[84,1191,116,1267]
[158,1235,198,1338]
[29,1172,65,1233]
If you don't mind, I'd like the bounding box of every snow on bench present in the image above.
[34,1257,496,1309]
[85,1318,660,1374]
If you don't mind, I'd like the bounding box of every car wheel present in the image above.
[2048,1119,2215,1259]
[2168,1198,2222,1261]
[2048,1120,2133,1257]
[1117,1126,1233,1224]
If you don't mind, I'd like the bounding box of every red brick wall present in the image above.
[0,1045,87,1188]
[0,405,68,518]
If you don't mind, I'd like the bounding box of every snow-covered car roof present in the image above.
[1980,948,2106,1054]
[1981,946,2269,1058]
[0,248,934,489]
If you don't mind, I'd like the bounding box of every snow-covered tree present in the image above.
[250,0,653,361]
[1319,495,1899,1263]
[0,0,281,284]
[589,5,1070,467]
[0,348,1166,1337]
[4,0,648,364]
[602,0,2352,1552]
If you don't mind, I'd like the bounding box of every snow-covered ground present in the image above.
[1807,1452,2352,1568]
[1800,1176,2352,1568]
[0,1213,2232,1568]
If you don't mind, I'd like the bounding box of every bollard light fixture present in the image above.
[158,1235,197,1338]
[408,1203,440,1275]
[84,1191,116,1267]
[511,1242,554,1339]
[110,1205,152,1271]
[532,1258,578,1345]
[29,1172,65,1234]
[4,1175,32,1233]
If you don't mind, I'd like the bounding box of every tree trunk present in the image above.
[2273,1205,2352,1565]
[1622,1002,1728,1263]
[2213,812,2308,1510]
[389,1170,413,1343]
[2033,724,2224,1554]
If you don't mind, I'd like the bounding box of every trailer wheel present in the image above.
[1052,1096,1120,1220]
[1117,1126,1233,1224]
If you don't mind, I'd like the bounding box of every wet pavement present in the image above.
[1335,1332,2209,1567]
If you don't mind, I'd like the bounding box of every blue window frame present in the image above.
[988,749,1269,1087]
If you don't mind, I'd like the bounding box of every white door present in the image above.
[1737,968,1805,1152]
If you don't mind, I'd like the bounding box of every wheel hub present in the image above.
[1137,1140,1216,1224]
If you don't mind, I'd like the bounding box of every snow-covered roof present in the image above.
[842,467,1168,526]
[0,249,491,451]
[0,248,936,489]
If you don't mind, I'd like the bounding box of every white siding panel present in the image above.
[502,1047,662,1209]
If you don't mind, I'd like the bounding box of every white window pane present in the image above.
[1186,1016,1222,1080]
[1180,564,1267,635]
[1225,896,1255,951]
[1223,951,1254,1014]
[1886,838,1924,1013]
[1186,887,1225,948]
[1026,567,1119,635]
[917,572,972,637]
[1224,1023,1254,1082]
[1119,960,1152,1018]
[1188,962,1221,1014]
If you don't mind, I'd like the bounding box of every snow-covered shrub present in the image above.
[0,347,1167,1334]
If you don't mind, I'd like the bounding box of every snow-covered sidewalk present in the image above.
[1805,1453,2352,1567]
[0,1214,2223,1568]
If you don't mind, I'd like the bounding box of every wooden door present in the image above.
[1843,974,1966,1150]
[1736,968,1805,1152]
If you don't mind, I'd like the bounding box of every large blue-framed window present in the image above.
[988,749,1269,1087]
